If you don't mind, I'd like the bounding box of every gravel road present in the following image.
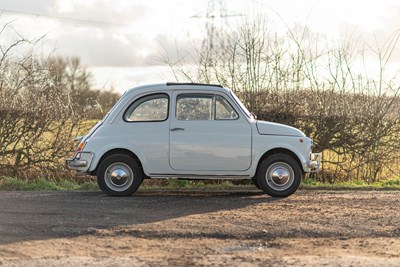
[0,190,399,266]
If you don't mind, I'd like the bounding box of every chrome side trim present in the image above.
[148,174,251,179]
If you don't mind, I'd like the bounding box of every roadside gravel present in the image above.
[0,190,399,266]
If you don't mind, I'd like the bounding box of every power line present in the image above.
[0,8,130,26]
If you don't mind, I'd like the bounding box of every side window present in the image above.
[215,95,239,120]
[176,94,213,120]
[124,94,169,122]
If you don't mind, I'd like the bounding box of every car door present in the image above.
[169,91,252,172]
[122,93,171,174]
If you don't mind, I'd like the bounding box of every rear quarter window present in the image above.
[124,93,169,122]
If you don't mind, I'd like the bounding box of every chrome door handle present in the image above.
[170,127,185,131]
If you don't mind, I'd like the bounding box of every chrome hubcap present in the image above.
[105,163,134,192]
[110,169,129,185]
[271,168,290,185]
[265,162,294,191]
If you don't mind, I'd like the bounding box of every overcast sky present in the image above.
[0,0,399,93]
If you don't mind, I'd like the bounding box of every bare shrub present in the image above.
[163,17,400,182]
[0,25,119,180]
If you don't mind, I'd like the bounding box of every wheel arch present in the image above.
[255,148,304,177]
[91,148,146,177]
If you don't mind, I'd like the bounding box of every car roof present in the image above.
[123,82,232,96]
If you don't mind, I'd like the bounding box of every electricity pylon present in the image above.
[192,0,242,54]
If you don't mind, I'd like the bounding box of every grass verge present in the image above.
[0,177,98,191]
[300,178,400,190]
[0,176,399,191]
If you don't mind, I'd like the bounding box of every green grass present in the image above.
[300,177,400,190]
[0,176,98,191]
[1,176,399,191]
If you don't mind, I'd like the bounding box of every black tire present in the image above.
[251,177,261,190]
[96,178,107,193]
[257,154,302,197]
[96,154,143,196]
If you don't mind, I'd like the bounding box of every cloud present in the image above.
[0,0,145,27]
[47,29,202,68]
[51,30,146,66]
[335,4,400,63]
[0,0,204,68]
[148,34,202,65]
[3,0,399,89]
[0,0,53,14]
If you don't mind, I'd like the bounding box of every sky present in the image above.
[0,0,399,93]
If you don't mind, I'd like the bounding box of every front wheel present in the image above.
[251,177,261,190]
[97,154,143,196]
[257,154,302,197]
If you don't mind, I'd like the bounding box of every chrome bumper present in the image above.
[65,159,87,168]
[308,153,322,172]
[65,152,94,172]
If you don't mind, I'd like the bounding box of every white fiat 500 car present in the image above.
[66,83,321,197]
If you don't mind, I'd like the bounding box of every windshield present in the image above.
[230,91,252,118]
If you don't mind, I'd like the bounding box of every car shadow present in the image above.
[0,190,284,245]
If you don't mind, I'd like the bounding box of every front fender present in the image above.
[252,135,312,175]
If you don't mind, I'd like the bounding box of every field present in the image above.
[0,189,399,266]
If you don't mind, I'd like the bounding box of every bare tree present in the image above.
[162,16,400,182]
[0,23,119,180]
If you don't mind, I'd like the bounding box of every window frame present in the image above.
[123,93,170,123]
[215,95,239,121]
[175,93,240,121]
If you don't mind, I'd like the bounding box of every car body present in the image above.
[66,82,321,197]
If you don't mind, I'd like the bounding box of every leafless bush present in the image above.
[164,17,400,182]
[0,25,119,180]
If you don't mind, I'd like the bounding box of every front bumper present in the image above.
[65,152,94,172]
[308,153,322,172]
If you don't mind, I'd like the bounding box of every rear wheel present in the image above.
[96,178,107,193]
[97,154,143,196]
[257,154,302,197]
